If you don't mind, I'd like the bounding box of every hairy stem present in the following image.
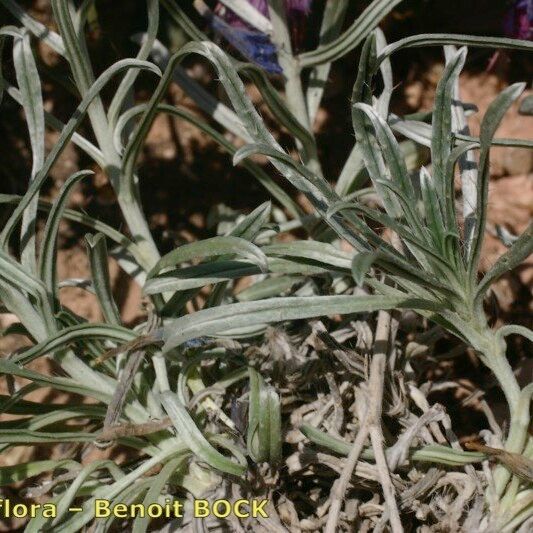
[267,0,323,178]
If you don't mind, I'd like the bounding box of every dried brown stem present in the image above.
[325,311,403,533]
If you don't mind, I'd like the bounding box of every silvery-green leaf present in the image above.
[160,391,246,475]
[160,0,209,42]
[0,193,145,268]
[300,424,485,466]
[351,36,401,218]
[12,323,136,366]
[0,58,160,248]
[13,30,45,274]
[52,461,125,527]
[0,0,65,54]
[351,252,378,287]
[497,325,533,344]
[148,236,268,279]
[329,200,456,279]
[107,0,159,128]
[467,83,526,279]
[475,223,533,308]
[419,166,445,249]
[3,84,104,165]
[247,367,281,464]
[0,249,54,328]
[444,45,478,257]
[377,34,533,66]
[236,275,305,302]
[85,233,122,325]
[375,28,393,119]
[145,257,332,295]
[38,170,93,304]
[306,0,349,123]
[162,295,440,353]
[227,202,271,240]
[132,457,185,533]
[389,112,533,150]
[352,102,423,236]
[136,36,249,140]
[264,241,352,270]
[298,0,403,67]
[239,63,316,156]
[28,447,184,533]
[335,144,367,197]
[144,261,261,295]
[0,460,78,487]
[0,359,110,401]
[115,103,300,217]
[431,47,466,202]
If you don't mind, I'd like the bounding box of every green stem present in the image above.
[480,338,521,413]
[494,384,533,498]
[267,0,323,178]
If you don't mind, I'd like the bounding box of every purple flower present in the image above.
[218,0,311,25]
[211,16,283,73]
[503,0,532,40]
[207,0,312,73]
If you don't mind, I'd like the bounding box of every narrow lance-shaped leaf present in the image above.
[132,457,185,533]
[160,391,246,476]
[236,275,305,302]
[264,241,352,270]
[51,461,125,527]
[228,201,271,241]
[0,460,78,487]
[468,82,526,280]
[0,248,55,332]
[298,0,403,68]
[238,63,316,156]
[300,424,486,466]
[204,201,273,308]
[247,367,282,464]
[0,58,161,248]
[38,170,93,305]
[0,359,111,402]
[419,166,445,249]
[107,0,159,128]
[351,36,401,219]
[376,34,533,68]
[474,223,533,309]
[389,113,533,150]
[147,236,268,280]
[114,103,300,217]
[431,47,467,203]
[233,142,331,204]
[51,0,94,98]
[161,295,441,353]
[14,30,45,274]
[444,45,478,252]
[351,252,379,287]
[0,193,145,267]
[352,102,424,239]
[160,0,209,42]
[136,36,249,139]
[306,0,349,123]
[375,28,393,119]
[85,233,122,325]
[25,447,183,533]
[0,0,65,54]
[4,83,105,166]
[441,141,479,270]
[12,323,136,366]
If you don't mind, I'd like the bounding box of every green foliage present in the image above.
[0,0,531,531]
